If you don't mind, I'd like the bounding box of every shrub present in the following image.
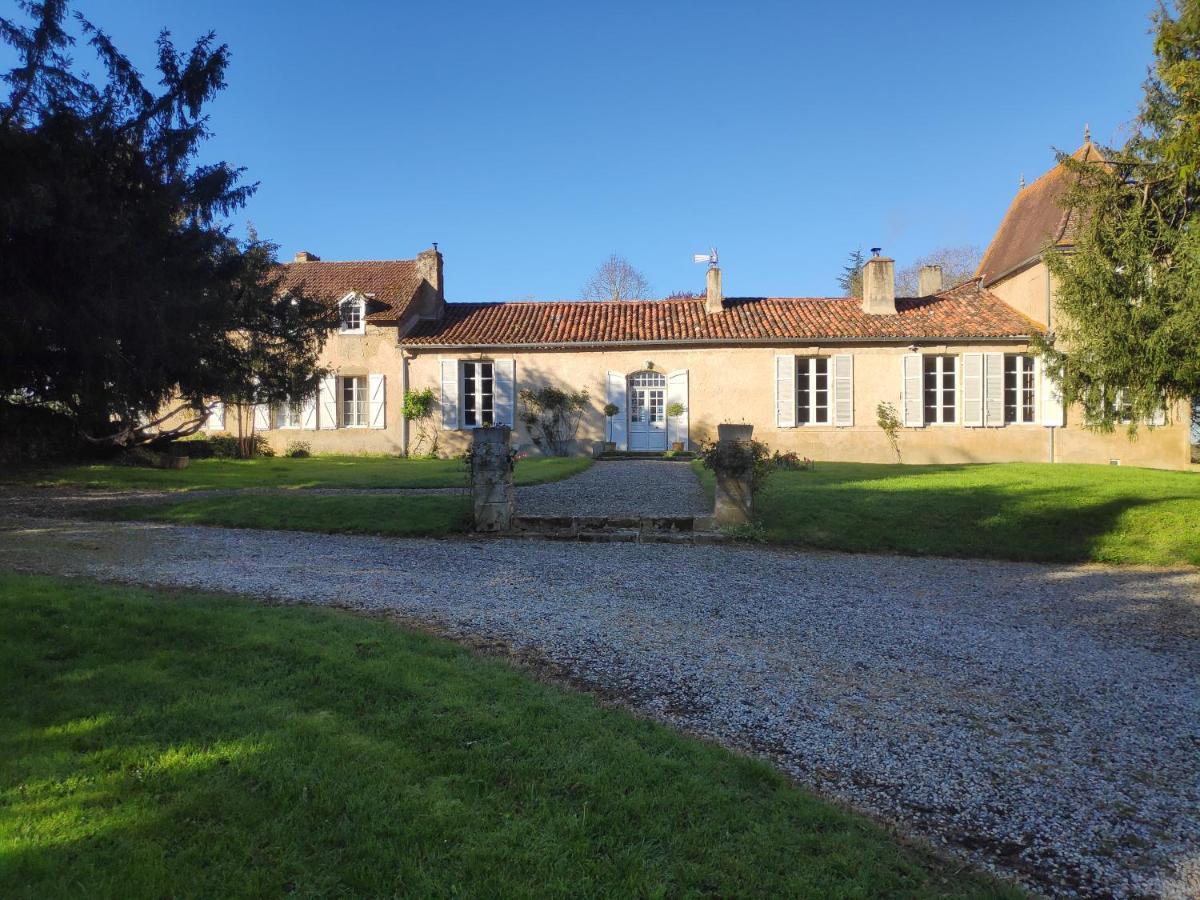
[403,388,439,457]
[876,401,902,463]
[0,402,80,464]
[771,451,811,471]
[699,438,773,492]
[177,434,270,459]
[518,386,588,457]
[284,440,312,458]
[114,447,162,468]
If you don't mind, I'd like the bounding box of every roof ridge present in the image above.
[281,258,417,266]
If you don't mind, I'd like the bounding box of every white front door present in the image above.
[628,371,667,451]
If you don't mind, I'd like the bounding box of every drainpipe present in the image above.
[400,348,410,456]
[1045,264,1056,464]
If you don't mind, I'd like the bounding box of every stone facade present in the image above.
[201,138,1196,471]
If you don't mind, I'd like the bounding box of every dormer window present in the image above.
[339,293,365,334]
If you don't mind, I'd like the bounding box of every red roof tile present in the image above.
[402,281,1041,348]
[977,142,1105,286]
[277,259,422,323]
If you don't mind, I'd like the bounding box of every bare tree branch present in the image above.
[581,254,651,301]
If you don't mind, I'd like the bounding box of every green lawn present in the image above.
[4,455,590,491]
[696,461,1200,566]
[103,493,470,537]
[0,575,1014,898]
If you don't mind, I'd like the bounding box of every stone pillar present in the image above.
[469,426,514,532]
[712,423,754,527]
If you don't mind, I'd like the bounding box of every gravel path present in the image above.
[516,460,709,517]
[1,518,1197,898]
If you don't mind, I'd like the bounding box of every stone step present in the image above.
[512,514,698,533]
[505,514,724,544]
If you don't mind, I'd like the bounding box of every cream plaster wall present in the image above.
[206,323,407,455]
[405,342,1193,469]
[989,263,1052,329]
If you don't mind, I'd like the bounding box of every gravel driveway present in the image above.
[516,460,708,517]
[1,518,1197,898]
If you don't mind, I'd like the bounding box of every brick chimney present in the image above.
[293,250,320,263]
[705,265,723,314]
[918,264,943,296]
[415,245,444,304]
[861,248,895,315]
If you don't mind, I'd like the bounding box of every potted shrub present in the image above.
[666,401,687,452]
[602,402,620,453]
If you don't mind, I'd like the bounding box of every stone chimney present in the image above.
[918,264,943,296]
[705,265,723,314]
[415,245,444,305]
[293,250,320,263]
[861,248,895,315]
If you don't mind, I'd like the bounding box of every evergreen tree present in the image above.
[1036,1,1200,433]
[837,249,865,298]
[0,1,336,449]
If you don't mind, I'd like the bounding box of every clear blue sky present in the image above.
[14,1,1157,300]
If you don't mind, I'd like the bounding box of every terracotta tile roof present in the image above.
[402,281,1042,348]
[977,141,1105,286]
[277,259,422,323]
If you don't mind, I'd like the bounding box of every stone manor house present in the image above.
[205,138,1195,470]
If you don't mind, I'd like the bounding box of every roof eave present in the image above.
[401,334,1037,352]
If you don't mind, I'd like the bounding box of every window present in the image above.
[339,295,364,333]
[277,399,303,429]
[629,371,665,425]
[923,355,957,424]
[796,357,829,425]
[461,361,494,427]
[1004,355,1036,423]
[342,376,367,427]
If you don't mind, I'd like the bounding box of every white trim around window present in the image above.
[796,356,830,425]
[460,360,495,428]
[1004,354,1037,424]
[922,354,958,425]
[341,375,368,427]
[338,292,365,334]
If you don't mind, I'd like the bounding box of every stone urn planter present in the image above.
[705,424,763,527]
[717,423,754,443]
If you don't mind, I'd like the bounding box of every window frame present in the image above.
[922,355,958,425]
[1004,354,1037,424]
[338,293,365,335]
[795,356,830,426]
[277,398,304,430]
[460,360,495,429]
[341,375,368,428]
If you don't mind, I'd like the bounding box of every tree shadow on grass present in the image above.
[0,577,1009,899]
[756,466,1200,568]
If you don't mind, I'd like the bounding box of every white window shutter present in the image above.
[832,354,854,427]
[775,355,796,428]
[606,370,627,450]
[300,393,317,430]
[205,401,225,431]
[983,352,1004,427]
[902,354,924,427]
[666,369,690,448]
[319,375,338,429]
[493,359,515,426]
[1040,358,1065,427]
[254,404,271,430]
[440,360,459,430]
[368,374,386,429]
[961,353,984,427]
